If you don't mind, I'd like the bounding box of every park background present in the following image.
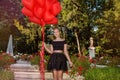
[0,0,120,80]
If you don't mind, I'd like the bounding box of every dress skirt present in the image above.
[47,53,68,71]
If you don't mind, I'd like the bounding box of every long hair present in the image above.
[53,27,63,39]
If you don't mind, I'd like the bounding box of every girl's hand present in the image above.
[69,61,73,68]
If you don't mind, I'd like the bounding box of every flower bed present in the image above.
[0,52,15,69]
[69,55,91,79]
[13,53,33,61]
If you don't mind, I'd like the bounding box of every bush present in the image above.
[84,67,120,80]
[69,55,91,78]
[0,70,14,80]
[30,55,50,69]
[0,52,15,69]
[30,55,40,65]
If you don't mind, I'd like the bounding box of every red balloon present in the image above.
[29,17,45,26]
[53,0,58,4]
[48,0,58,4]
[21,0,34,10]
[29,17,41,24]
[46,17,58,24]
[51,2,61,16]
[43,11,55,22]
[45,0,52,10]
[45,0,58,10]
[21,7,33,17]
[36,0,45,7]
[34,5,44,19]
[40,19,46,27]
[21,0,61,26]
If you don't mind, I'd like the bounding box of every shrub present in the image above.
[0,70,14,80]
[69,55,91,78]
[30,55,50,69]
[0,52,15,69]
[30,55,40,65]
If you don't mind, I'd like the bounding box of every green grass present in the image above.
[0,70,14,80]
[84,67,120,80]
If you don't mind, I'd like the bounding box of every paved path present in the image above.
[10,60,70,80]
[13,71,70,80]
[10,60,84,80]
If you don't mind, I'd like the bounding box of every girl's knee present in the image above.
[58,70,63,80]
[53,70,58,80]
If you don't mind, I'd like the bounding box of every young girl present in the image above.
[44,27,73,80]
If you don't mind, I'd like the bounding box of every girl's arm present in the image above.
[64,44,73,67]
[44,42,53,54]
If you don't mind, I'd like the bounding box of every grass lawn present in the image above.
[84,67,120,80]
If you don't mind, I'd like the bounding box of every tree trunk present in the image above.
[75,32,81,56]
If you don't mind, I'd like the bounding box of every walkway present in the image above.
[10,60,84,80]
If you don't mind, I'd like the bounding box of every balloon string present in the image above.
[40,26,45,80]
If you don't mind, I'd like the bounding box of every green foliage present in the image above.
[84,67,120,80]
[44,55,50,61]
[13,20,42,53]
[95,0,120,55]
[60,0,89,28]
[0,0,22,51]
[30,55,50,69]
[59,0,92,55]
[30,55,40,65]
[59,0,119,56]
[95,46,102,54]
[0,0,119,57]
[0,70,14,80]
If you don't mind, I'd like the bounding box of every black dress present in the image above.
[47,40,68,71]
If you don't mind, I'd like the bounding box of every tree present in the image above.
[13,20,42,54]
[95,0,120,56]
[0,0,22,51]
[59,0,90,56]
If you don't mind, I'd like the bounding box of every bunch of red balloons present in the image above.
[21,0,61,26]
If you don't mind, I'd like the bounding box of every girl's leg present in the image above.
[57,70,63,80]
[53,70,57,80]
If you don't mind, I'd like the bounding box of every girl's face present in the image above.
[90,37,93,41]
[53,28,60,38]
